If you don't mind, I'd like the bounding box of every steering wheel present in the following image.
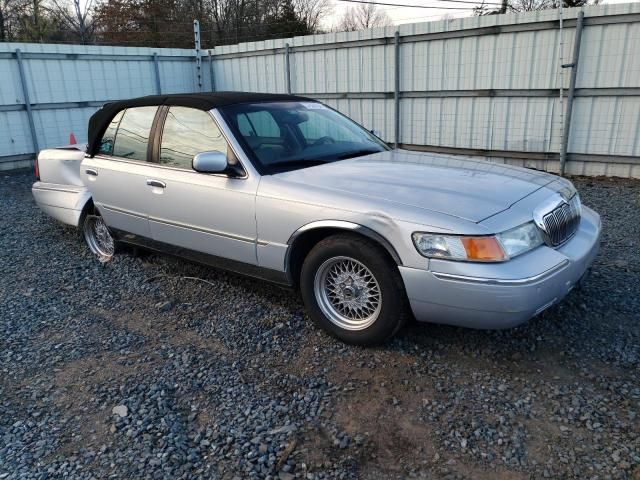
[311,136,336,146]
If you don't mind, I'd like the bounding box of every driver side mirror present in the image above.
[370,129,382,138]
[193,151,228,174]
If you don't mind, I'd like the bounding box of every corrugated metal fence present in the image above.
[1,3,639,176]
[0,44,208,170]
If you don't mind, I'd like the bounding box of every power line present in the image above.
[392,11,472,22]
[336,0,502,9]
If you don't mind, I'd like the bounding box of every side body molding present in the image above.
[286,220,404,266]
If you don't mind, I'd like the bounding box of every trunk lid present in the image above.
[37,146,86,186]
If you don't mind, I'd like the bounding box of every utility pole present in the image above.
[559,11,585,176]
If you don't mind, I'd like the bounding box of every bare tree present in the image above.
[335,3,392,32]
[49,0,94,43]
[564,0,601,6]
[0,0,28,41]
[19,0,47,41]
[474,0,599,15]
[5,0,333,46]
[507,0,554,12]
[292,0,331,32]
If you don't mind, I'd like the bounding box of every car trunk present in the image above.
[37,146,86,186]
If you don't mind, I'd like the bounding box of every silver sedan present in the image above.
[32,93,600,345]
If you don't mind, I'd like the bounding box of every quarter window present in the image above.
[159,107,229,169]
[98,110,124,155]
[112,106,158,161]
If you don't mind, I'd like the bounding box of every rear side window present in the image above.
[159,107,229,169]
[112,106,158,161]
[98,110,124,155]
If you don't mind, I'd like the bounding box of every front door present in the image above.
[81,106,160,238]
[146,106,259,265]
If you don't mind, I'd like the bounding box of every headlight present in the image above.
[570,193,582,216]
[412,233,506,262]
[495,222,544,258]
[412,222,543,262]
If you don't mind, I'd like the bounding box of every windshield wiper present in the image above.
[268,149,381,171]
[335,149,381,160]
[269,158,331,168]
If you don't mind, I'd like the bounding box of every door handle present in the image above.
[146,179,166,189]
[85,168,98,176]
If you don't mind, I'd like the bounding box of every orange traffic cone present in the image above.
[69,133,77,145]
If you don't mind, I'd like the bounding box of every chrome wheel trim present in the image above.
[313,256,382,331]
[84,215,114,261]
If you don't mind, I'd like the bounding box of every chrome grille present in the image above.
[541,196,581,246]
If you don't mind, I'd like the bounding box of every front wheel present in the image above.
[300,234,408,345]
[82,209,115,262]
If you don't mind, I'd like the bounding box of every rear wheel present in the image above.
[300,234,408,345]
[82,208,115,262]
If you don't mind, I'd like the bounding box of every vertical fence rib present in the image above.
[560,11,585,176]
[208,50,216,92]
[394,31,400,149]
[558,1,565,173]
[285,43,291,94]
[153,53,162,94]
[15,48,39,155]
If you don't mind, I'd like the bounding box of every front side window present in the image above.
[220,101,389,174]
[159,107,229,169]
[98,109,125,155]
[298,110,362,143]
[112,106,158,161]
[237,111,280,138]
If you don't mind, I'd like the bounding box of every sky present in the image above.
[324,0,474,29]
[322,0,635,29]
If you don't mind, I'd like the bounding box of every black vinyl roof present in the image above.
[87,92,312,156]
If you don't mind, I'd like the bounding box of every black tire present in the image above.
[300,233,409,345]
[77,201,93,242]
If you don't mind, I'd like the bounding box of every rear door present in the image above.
[146,106,259,264]
[81,106,161,238]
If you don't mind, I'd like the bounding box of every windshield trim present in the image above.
[218,100,391,176]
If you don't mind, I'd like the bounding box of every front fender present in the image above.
[287,220,403,265]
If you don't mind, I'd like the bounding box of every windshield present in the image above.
[219,101,390,174]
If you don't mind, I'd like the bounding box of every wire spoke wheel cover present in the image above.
[314,256,382,331]
[84,215,114,261]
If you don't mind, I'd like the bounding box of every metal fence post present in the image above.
[193,20,203,92]
[208,50,216,92]
[285,43,291,94]
[559,11,584,176]
[15,48,39,155]
[153,53,162,94]
[394,31,400,149]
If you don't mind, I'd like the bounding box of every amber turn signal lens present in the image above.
[460,237,506,261]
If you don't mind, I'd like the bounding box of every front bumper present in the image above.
[399,206,601,329]
[32,182,91,227]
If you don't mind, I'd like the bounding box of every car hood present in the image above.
[273,150,557,223]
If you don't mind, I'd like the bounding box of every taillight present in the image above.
[34,156,40,181]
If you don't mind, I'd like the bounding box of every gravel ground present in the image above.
[1,171,639,480]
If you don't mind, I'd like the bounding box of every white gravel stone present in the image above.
[112,405,128,418]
